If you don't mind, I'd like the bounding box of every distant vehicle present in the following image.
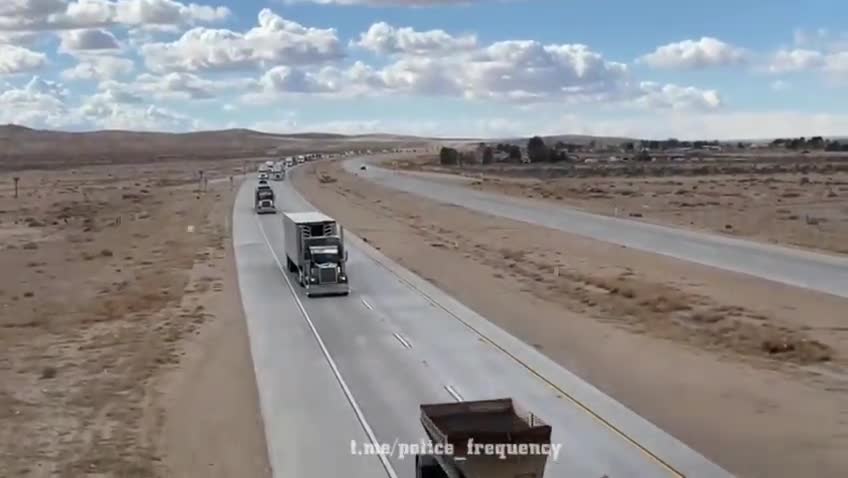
[416,398,552,478]
[271,163,286,181]
[360,165,367,170]
[254,184,276,214]
[258,172,269,180]
[282,212,349,297]
[284,157,294,168]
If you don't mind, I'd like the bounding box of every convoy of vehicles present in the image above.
[282,211,350,297]
[255,154,545,476]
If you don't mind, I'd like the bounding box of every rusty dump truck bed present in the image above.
[419,398,552,478]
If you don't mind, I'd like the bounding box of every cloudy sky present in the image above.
[2,0,848,139]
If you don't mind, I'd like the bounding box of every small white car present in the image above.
[258,172,269,180]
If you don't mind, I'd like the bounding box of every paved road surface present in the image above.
[346,159,848,299]
[233,175,732,477]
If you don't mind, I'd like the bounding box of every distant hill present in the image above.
[0,124,437,171]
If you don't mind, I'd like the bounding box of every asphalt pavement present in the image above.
[233,174,733,478]
[346,159,848,299]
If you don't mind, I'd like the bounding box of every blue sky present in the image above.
[1,0,848,139]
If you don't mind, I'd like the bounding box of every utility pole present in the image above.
[198,170,204,193]
[13,177,19,198]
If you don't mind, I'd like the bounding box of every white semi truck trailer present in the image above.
[283,212,350,297]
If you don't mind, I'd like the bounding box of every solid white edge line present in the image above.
[255,216,399,478]
[392,332,412,349]
[444,385,463,403]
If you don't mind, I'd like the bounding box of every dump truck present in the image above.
[282,211,349,297]
[416,398,552,478]
[255,184,276,214]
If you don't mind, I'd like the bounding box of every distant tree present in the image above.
[809,136,825,149]
[825,140,842,152]
[527,136,549,162]
[622,142,635,151]
[736,141,746,149]
[482,147,494,164]
[508,145,522,161]
[634,149,652,162]
[439,147,459,165]
[788,137,807,150]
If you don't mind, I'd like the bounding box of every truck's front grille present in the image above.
[319,267,337,284]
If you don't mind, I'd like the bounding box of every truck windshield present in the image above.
[310,246,339,264]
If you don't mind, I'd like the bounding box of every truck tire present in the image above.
[415,455,447,478]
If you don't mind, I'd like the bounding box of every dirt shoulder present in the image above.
[0,162,269,477]
[294,159,848,478]
[387,155,848,255]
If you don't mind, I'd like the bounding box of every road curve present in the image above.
[233,173,733,477]
[346,158,848,299]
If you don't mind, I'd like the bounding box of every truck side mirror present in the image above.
[344,251,349,262]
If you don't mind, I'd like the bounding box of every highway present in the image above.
[233,174,733,477]
[346,159,848,299]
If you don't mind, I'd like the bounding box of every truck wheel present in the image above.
[415,455,446,478]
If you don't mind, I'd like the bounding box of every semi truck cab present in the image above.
[283,212,350,297]
[255,186,276,214]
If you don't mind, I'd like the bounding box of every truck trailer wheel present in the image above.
[415,455,447,478]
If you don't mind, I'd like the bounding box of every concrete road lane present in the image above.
[346,159,848,299]
[233,185,389,478]
[235,175,733,477]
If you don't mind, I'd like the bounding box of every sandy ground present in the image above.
[294,159,848,478]
[0,162,269,477]
[390,155,848,255]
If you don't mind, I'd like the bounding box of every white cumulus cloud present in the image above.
[633,82,722,110]
[352,21,477,55]
[0,0,230,31]
[638,37,747,69]
[0,76,70,128]
[59,28,120,51]
[61,55,134,80]
[0,44,47,74]
[768,49,825,73]
[278,0,481,5]
[141,8,343,73]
